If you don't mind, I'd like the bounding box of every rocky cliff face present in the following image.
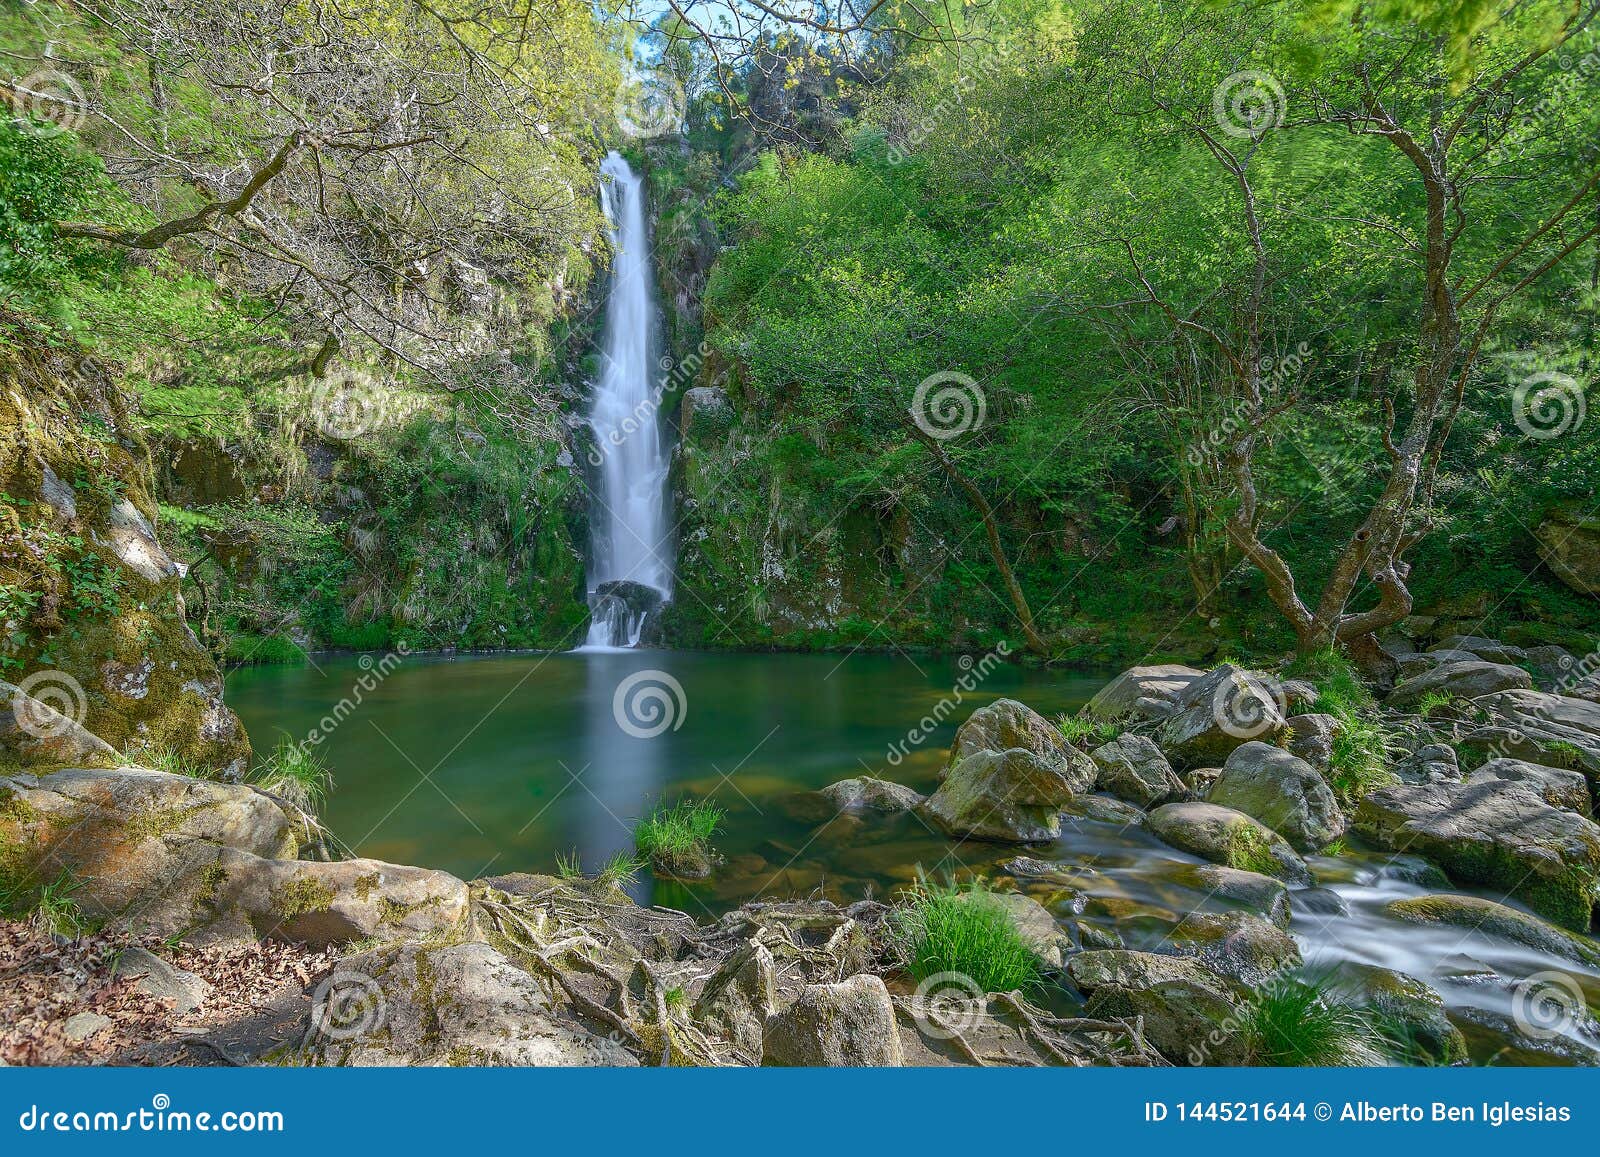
[0,314,249,774]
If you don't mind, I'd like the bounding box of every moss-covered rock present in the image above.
[0,764,294,935]
[293,940,639,1066]
[196,851,471,947]
[0,318,249,774]
[1383,894,1600,967]
[1355,779,1600,931]
[1146,801,1312,885]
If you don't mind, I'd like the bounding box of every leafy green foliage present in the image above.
[1285,649,1396,803]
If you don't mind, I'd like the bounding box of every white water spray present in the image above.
[582,153,673,649]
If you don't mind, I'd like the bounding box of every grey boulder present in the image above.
[1207,741,1346,851]
[1089,733,1185,808]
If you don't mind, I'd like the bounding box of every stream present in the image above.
[228,649,1600,1066]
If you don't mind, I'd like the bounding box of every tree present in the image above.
[1079,0,1600,661]
[5,0,614,381]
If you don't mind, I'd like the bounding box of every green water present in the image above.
[227,649,1600,1062]
[226,649,1108,915]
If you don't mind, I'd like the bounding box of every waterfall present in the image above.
[581,152,673,649]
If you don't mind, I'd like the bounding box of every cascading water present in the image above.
[581,152,674,649]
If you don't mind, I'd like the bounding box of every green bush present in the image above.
[891,878,1043,996]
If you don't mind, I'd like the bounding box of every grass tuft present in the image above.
[891,877,1043,996]
[1242,975,1388,1066]
[1287,647,1395,804]
[634,798,724,870]
[141,747,212,779]
[250,736,333,811]
[1057,713,1120,748]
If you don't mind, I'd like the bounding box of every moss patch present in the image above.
[273,875,336,919]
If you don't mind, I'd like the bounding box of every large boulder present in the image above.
[0,765,295,936]
[920,748,1084,843]
[693,940,778,1060]
[1166,862,1292,928]
[1382,894,1600,967]
[922,700,1095,843]
[945,698,1091,780]
[1459,689,1600,778]
[1147,801,1312,885]
[1387,660,1532,711]
[1466,758,1591,817]
[1084,665,1205,721]
[1090,733,1185,808]
[196,851,471,947]
[1393,743,1460,785]
[1330,962,1467,1065]
[1208,741,1346,851]
[295,941,639,1066]
[1355,779,1600,930]
[761,975,903,1066]
[1155,665,1291,765]
[1164,910,1301,987]
[1524,646,1581,691]
[1533,506,1600,597]
[1430,635,1527,666]
[1397,649,1480,680]
[1286,713,1339,773]
[1067,950,1246,1066]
